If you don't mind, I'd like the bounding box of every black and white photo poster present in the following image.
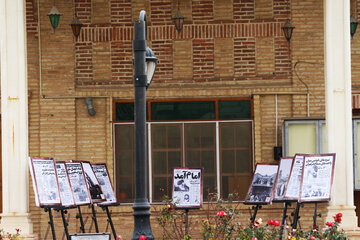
[29,157,61,207]
[284,154,305,200]
[300,154,335,202]
[81,162,106,203]
[172,168,203,209]
[273,157,293,201]
[92,163,117,206]
[56,162,76,208]
[66,162,91,205]
[245,164,278,204]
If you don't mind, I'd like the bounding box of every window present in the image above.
[114,99,253,203]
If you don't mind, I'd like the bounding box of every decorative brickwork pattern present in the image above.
[214,0,233,21]
[255,0,273,19]
[256,36,275,75]
[92,0,110,24]
[93,42,112,84]
[173,40,193,80]
[214,38,234,77]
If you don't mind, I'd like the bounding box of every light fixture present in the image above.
[47,5,62,32]
[70,15,83,40]
[145,47,158,88]
[351,15,358,38]
[172,1,185,33]
[282,19,295,42]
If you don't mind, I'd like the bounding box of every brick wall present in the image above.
[23,0,360,238]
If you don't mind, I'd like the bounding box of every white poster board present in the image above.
[300,153,335,202]
[273,157,293,201]
[284,154,305,200]
[81,162,106,203]
[66,162,91,205]
[172,168,203,209]
[70,233,111,240]
[56,162,76,208]
[92,163,118,206]
[29,157,61,207]
[244,163,278,204]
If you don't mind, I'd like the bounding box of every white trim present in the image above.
[216,121,221,197]
[148,123,153,203]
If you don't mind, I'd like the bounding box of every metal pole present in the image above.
[131,10,154,240]
[91,204,99,233]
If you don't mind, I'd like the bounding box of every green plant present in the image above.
[0,229,21,240]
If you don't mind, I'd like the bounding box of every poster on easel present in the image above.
[80,161,106,203]
[172,168,203,209]
[244,163,279,204]
[29,157,61,207]
[300,153,336,202]
[273,157,294,201]
[56,161,76,208]
[92,163,118,206]
[284,154,306,201]
[65,162,91,205]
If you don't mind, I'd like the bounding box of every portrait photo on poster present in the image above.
[81,162,106,203]
[92,163,117,206]
[273,157,294,201]
[244,163,279,205]
[172,168,203,209]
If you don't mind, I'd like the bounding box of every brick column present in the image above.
[0,0,34,236]
[324,0,358,228]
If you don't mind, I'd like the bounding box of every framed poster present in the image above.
[70,233,111,240]
[65,162,91,205]
[244,163,279,205]
[92,163,118,206]
[273,157,294,201]
[28,157,61,207]
[81,162,106,203]
[300,153,336,202]
[172,168,203,209]
[284,154,306,201]
[56,162,76,208]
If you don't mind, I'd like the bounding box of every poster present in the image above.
[29,157,61,207]
[81,162,106,203]
[284,154,305,200]
[300,154,335,202]
[92,163,118,206]
[65,162,91,205]
[244,163,278,204]
[273,157,294,201]
[56,162,76,208]
[70,233,110,240]
[172,168,203,209]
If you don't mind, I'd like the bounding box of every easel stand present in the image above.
[76,206,86,233]
[101,205,117,240]
[56,208,70,240]
[90,204,99,233]
[249,205,262,224]
[291,202,303,230]
[44,207,57,240]
[185,209,189,236]
[279,201,292,240]
[312,202,322,229]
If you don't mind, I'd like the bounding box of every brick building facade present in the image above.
[1,0,360,239]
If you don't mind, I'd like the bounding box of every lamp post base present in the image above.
[131,200,154,240]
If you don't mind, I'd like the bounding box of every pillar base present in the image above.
[326,205,358,228]
[0,213,33,235]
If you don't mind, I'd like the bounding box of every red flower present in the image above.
[251,237,258,240]
[268,219,274,225]
[167,205,174,210]
[335,217,342,223]
[139,236,146,240]
[310,236,315,240]
[15,229,20,233]
[273,220,280,226]
[326,221,334,227]
[217,210,226,217]
[336,213,343,218]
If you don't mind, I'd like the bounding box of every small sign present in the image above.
[70,233,111,240]
[66,162,91,205]
[29,157,61,207]
[273,157,293,201]
[245,163,279,204]
[81,161,106,203]
[92,163,118,206]
[172,168,203,209]
[300,153,336,202]
[284,154,305,201]
[56,162,76,208]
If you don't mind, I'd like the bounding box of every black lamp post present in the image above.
[132,10,157,240]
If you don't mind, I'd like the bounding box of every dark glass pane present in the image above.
[236,150,250,173]
[151,101,216,120]
[153,152,167,174]
[168,151,181,173]
[202,151,215,173]
[221,124,234,148]
[168,125,181,148]
[201,125,215,148]
[115,102,134,121]
[118,177,133,202]
[187,150,200,167]
[235,123,251,147]
[152,125,166,149]
[153,177,170,201]
[118,152,133,175]
[222,150,235,173]
[186,125,200,148]
[204,176,216,200]
[116,125,133,150]
[219,100,251,120]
